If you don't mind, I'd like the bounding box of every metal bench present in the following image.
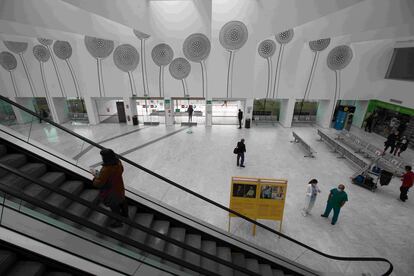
[291,131,316,158]
[317,129,369,170]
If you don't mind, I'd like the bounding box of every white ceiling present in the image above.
[0,0,412,47]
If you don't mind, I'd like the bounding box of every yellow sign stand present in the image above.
[228,176,287,235]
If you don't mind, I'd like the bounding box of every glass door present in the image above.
[212,100,242,125]
[173,98,205,125]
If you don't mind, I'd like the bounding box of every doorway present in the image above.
[212,99,243,125]
[94,98,124,123]
[173,98,205,125]
[252,99,279,125]
[136,98,164,125]
[67,98,88,123]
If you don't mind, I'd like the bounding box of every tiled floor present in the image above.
[7,121,414,275]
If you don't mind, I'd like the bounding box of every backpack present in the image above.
[233,147,239,154]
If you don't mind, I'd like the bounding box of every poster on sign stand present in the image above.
[228,176,287,236]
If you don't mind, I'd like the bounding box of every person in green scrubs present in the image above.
[321,184,348,225]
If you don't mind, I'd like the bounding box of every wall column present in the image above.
[245,98,254,121]
[123,97,138,126]
[279,98,296,127]
[164,98,174,126]
[83,97,99,125]
[205,99,212,126]
[316,99,336,128]
[52,97,69,124]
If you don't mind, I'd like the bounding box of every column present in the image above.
[205,99,212,126]
[279,98,296,128]
[52,97,70,124]
[244,98,254,121]
[9,97,27,124]
[83,97,99,125]
[123,97,138,126]
[316,99,336,128]
[164,98,174,126]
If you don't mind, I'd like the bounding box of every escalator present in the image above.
[0,138,302,276]
[0,240,91,276]
[0,95,393,276]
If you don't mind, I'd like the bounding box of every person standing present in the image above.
[302,179,321,216]
[399,165,414,202]
[92,148,129,228]
[238,109,243,129]
[364,113,374,132]
[394,136,409,157]
[321,184,348,225]
[236,138,246,167]
[187,105,194,123]
[383,131,399,154]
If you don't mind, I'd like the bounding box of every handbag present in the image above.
[233,147,239,154]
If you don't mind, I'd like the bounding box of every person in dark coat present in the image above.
[383,131,399,154]
[92,148,129,228]
[394,136,409,156]
[236,138,246,167]
[238,109,243,129]
[364,113,374,132]
[187,105,194,123]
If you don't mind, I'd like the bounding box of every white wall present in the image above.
[0,0,414,121]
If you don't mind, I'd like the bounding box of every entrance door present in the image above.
[212,100,243,125]
[173,98,206,125]
[116,101,126,123]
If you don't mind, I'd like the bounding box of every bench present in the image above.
[317,129,369,170]
[291,131,316,158]
[335,130,406,176]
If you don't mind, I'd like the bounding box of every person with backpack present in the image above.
[92,148,129,228]
[235,138,246,167]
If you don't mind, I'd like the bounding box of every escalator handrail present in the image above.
[0,95,393,275]
[0,163,263,276]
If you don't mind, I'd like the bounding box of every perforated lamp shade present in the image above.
[219,21,248,51]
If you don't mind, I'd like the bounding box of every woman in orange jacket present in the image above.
[92,148,129,228]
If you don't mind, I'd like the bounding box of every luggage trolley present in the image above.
[352,156,395,192]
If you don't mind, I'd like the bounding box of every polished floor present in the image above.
[7,121,414,276]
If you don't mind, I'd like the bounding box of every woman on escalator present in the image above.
[92,148,129,228]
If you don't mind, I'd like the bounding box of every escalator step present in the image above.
[146,220,170,252]
[44,272,73,276]
[83,204,112,235]
[23,172,66,207]
[40,180,84,217]
[59,189,100,226]
[0,250,16,275]
[6,260,45,276]
[259,264,273,276]
[232,252,248,276]
[126,213,154,252]
[217,247,233,276]
[272,269,285,276]
[0,163,47,191]
[0,145,7,157]
[0,154,27,178]
[111,205,138,238]
[200,240,217,273]
[163,227,186,270]
[183,234,202,275]
[246,258,260,273]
